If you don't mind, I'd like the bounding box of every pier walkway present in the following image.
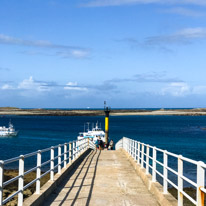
[3,137,206,206]
[43,150,159,206]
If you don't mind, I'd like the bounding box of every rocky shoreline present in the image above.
[3,169,50,206]
[1,107,206,116]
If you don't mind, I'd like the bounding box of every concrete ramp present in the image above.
[43,150,159,206]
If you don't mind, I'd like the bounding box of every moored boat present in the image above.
[77,122,105,143]
[0,122,18,137]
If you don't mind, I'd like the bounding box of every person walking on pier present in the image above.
[108,139,114,150]
[95,136,104,150]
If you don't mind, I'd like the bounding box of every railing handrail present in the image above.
[0,138,95,206]
[115,137,206,206]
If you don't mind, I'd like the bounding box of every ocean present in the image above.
[1,115,206,161]
[1,114,206,185]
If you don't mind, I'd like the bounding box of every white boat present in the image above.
[0,122,18,137]
[77,122,105,143]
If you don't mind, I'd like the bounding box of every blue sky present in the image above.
[1,0,206,108]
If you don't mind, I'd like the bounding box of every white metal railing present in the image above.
[0,138,95,206]
[115,137,206,206]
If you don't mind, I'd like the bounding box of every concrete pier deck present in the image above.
[43,150,159,206]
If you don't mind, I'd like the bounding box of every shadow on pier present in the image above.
[43,150,101,206]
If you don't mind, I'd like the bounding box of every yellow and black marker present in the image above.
[104,105,111,146]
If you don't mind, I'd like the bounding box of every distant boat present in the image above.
[0,122,18,137]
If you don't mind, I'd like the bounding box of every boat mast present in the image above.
[87,122,90,131]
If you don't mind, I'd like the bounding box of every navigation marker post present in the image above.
[104,101,111,146]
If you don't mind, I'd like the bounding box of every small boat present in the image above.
[0,122,18,137]
[77,122,105,143]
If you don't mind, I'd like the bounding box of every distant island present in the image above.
[1,107,206,116]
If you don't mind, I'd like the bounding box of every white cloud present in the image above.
[0,34,90,59]
[56,50,90,59]
[81,0,206,7]
[176,28,206,38]
[161,82,190,96]
[162,7,205,17]
[18,76,50,92]
[145,27,206,46]
[64,82,88,91]
[66,82,78,86]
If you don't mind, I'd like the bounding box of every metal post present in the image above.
[58,145,61,174]
[87,138,89,149]
[18,155,24,206]
[36,150,41,194]
[73,141,75,160]
[137,142,140,164]
[141,144,144,168]
[0,161,4,205]
[152,147,156,182]
[85,138,87,151]
[131,140,133,156]
[130,140,132,156]
[82,140,84,152]
[79,140,81,156]
[64,143,67,168]
[197,161,205,206]
[69,142,72,164]
[178,155,183,206]
[146,145,149,174]
[127,138,129,153]
[50,147,54,181]
[163,150,168,194]
[135,141,137,161]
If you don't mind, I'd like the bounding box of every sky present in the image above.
[1,0,206,108]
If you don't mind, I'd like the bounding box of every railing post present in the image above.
[137,142,140,164]
[36,150,41,194]
[18,155,24,206]
[163,150,168,194]
[131,140,133,156]
[152,147,156,182]
[85,138,87,151]
[64,143,67,168]
[87,138,89,149]
[141,144,144,168]
[127,138,129,153]
[146,145,149,174]
[135,141,137,161]
[69,142,72,164]
[83,139,85,152]
[132,140,135,159]
[0,161,4,206]
[73,141,75,160]
[178,155,183,206]
[58,145,61,174]
[197,161,205,206]
[79,141,81,155]
[50,146,54,181]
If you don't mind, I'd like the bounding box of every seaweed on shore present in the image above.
[3,169,50,206]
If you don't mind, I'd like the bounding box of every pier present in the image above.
[1,138,206,206]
